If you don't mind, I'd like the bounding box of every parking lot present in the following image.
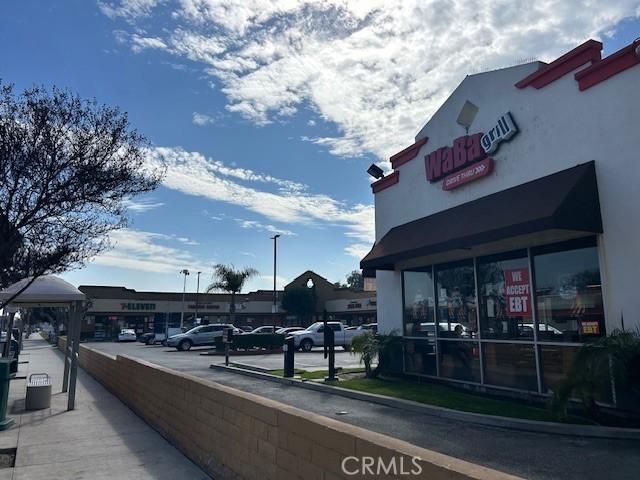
[86,341,363,373]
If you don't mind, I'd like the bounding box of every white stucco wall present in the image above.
[374,58,640,334]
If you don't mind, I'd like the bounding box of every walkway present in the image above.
[0,336,209,480]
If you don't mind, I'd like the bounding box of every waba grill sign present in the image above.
[425,112,518,190]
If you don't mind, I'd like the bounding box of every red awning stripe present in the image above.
[515,40,602,89]
[575,41,640,91]
[389,137,429,169]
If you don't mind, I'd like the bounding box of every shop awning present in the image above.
[361,161,602,270]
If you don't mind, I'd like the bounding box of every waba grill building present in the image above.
[361,39,640,396]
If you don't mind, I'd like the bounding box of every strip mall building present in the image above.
[361,39,640,396]
[77,270,376,340]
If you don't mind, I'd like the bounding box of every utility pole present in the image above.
[195,271,202,324]
[270,234,280,326]
[180,269,190,329]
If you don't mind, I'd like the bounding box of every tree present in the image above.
[350,331,399,378]
[346,270,364,290]
[206,264,258,325]
[551,329,640,422]
[281,287,315,324]
[0,82,164,309]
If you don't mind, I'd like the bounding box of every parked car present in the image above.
[344,326,358,330]
[117,329,137,342]
[357,323,378,333]
[274,327,304,335]
[167,324,238,351]
[141,327,184,345]
[138,332,155,344]
[250,326,276,334]
[237,326,253,333]
[289,322,360,352]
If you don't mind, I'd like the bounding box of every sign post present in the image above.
[322,310,336,382]
[222,327,234,366]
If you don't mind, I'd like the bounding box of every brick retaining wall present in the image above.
[60,340,520,480]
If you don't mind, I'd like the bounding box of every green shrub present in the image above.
[552,329,640,421]
[350,331,400,378]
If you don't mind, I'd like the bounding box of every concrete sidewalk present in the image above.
[0,336,209,480]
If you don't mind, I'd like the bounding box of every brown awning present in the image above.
[361,161,602,270]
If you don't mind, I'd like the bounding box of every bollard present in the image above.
[283,335,295,377]
[324,325,336,382]
[0,359,15,430]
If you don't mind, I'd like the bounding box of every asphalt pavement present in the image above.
[86,341,640,480]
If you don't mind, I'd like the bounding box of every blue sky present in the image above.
[1,1,638,293]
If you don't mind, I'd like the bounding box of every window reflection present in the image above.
[478,251,533,340]
[439,341,481,382]
[436,261,477,338]
[403,271,435,337]
[483,343,537,391]
[404,339,437,376]
[533,239,605,342]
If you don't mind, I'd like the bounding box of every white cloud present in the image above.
[124,198,165,212]
[130,34,167,53]
[92,228,207,273]
[104,0,640,161]
[240,251,257,258]
[235,219,296,237]
[99,0,165,19]
[344,243,372,260]
[254,274,288,291]
[145,146,374,253]
[192,112,216,126]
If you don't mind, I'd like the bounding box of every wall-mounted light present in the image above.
[367,164,385,179]
[456,100,479,133]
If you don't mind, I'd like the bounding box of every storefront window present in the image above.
[439,341,481,382]
[404,339,437,376]
[477,251,533,340]
[403,270,435,337]
[435,261,477,338]
[539,344,580,393]
[533,237,605,343]
[483,343,537,391]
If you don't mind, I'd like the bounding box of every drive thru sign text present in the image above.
[504,268,531,316]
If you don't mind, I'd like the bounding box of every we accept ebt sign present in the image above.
[503,268,531,316]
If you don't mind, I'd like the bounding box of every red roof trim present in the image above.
[371,171,399,194]
[575,41,640,91]
[515,40,602,89]
[389,137,428,169]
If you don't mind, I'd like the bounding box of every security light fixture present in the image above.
[456,100,479,133]
[367,163,385,179]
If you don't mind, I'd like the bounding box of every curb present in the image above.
[210,363,640,441]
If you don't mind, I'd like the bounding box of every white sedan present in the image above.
[118,329,137,342]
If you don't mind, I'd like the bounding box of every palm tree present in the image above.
[206,264,258,325]
[551,329,640,421]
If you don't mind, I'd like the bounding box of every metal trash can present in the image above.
[0,359,14,430]
[25,373,52,410]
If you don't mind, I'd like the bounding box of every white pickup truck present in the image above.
[290,322,361,352]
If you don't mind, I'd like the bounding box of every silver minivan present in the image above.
[166,324,236,351]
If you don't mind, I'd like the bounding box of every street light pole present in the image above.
[195,271,202,324]
[180,269,190,329]
[270,234,281,326]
